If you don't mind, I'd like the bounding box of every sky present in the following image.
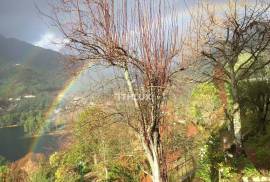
[0,0,63,51]
[0,0,252,52]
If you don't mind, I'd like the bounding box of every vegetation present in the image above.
[1,0,270,182]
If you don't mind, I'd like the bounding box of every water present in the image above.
[0,126,59,161]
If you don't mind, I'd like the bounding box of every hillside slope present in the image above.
[0,35,68,128]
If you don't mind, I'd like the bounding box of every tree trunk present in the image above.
[229,63,243,148]
[232,84,243,152]
[259,102,269,135]
[124,67,167,181]
[232,102,242,145]
[151,150,162,182]
[260,97,269,135]
[142,133,167,182]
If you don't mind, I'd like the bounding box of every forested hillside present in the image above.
[0,35,68,129]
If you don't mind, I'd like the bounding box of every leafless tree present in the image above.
[196,0,270,149]
[48,0,186,181]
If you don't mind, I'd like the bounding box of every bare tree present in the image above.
[49,0,185,181]
[197,0,270,149]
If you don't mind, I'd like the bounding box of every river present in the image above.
[0,126,59,162]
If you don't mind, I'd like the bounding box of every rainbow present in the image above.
[29,65,88,153]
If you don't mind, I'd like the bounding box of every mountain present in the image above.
[0,35,67,97]
[0,35,68,128]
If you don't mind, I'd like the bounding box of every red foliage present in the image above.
[186,123,198,138]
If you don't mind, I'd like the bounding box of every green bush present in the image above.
[218,163,237,181]
[256,148,270,167]
[107,163,141,182]
[189,83,221,127]
[244,132,270,168]
[239,80,270,134]
[29,169,53,182]
[242,166,260,178]
[241,159,260,177]
[196,134,224,182]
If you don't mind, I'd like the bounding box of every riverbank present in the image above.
[25,129,69,138]
[0,124,18,129]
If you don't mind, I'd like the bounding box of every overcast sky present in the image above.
[0,0,64,51]
[0,0,252,52]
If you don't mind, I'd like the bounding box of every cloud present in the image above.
[0,0,51,43]
[34,32,68,52]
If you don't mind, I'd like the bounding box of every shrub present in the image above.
[107,163,140,182]
[29,168,53,182]
[189,83,221,127]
